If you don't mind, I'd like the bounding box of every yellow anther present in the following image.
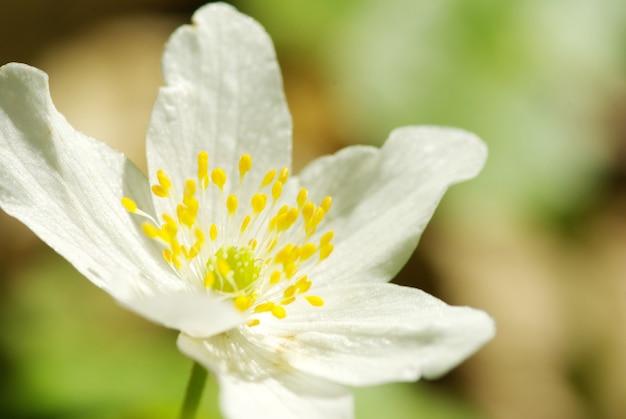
[247,319,260,327]
[305,296,324,307]
[254,302,275,313]
[283,285,297,299]
[195,228,205,244]
[277,207,299,232]
[162,248,173,264]
[320,231,334,247]
[184,179,196,198]
[300,243,317,261]
[271,305,287,319]
[241,215,251,233]
[121,197,137,213]
[278,167,289,184]
[141,222,159,239]
[319,243,334,261]
[162,214,178,236]
[302,202,314,221]
[234,295,251,311]
[251,193,267,213]
[239,154,252,180]
[269,271,281,284]
[282,296,296,305]
[170,238,182,256]
[177,204,195,228]
[157,229,172,243]
[249,239,258,251]
[217,258,232,277]
[197,151,209,188]
[204,271,215,288]
[187,245,200,260]
[296,189,308,208]
[272,181,282,201]
[210,224,218,241]
[182,245,191,260]
[321,196,332,213]
[151,185,168,198]
[297,276,312,293]
[284,262,298,279]
[261,169,276,188]
[227,194,238,215]
[211,168,227,190]
[157,169,172,190]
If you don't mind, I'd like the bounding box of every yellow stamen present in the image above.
[121,197,137,213]
[261,169,276,188]
[296,189,307,208]
[278,167,289,184]
[319,243,334,261]
[239,154,252,180]
[321,196,332,213]
[211,168,227,190]
[305,296,324,307]
[272,181,282,201]
[141,222,159,239]
[241,215,251,233]
[271,305,287,319]
[251,193,267,213]
[320,231,334,247]
[204,271,215,288]
[227,194,238,216]
[197,151,209,189]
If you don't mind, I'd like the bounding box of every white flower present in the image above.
[0,3,494,419]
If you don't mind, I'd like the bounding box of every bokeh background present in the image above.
[1,0,625,418]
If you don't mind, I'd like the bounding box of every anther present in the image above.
[278,167,289,184]
[305,296,324,307]
[211,168,227,190]
[227,194,238,215]
[261,170,276,188]
[239,154,252,180]
[296,189,308,208]
[121,197,137,213]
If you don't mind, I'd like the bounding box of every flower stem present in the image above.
[180,361,207,419]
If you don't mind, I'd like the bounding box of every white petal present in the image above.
[146,3,292,205]
[0,63,175,295]
[121,290,242,338]
[262,282,495,386]
[177,333,353,419]
[299,126,487,285]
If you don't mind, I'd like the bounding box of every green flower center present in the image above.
[205,246,261,293]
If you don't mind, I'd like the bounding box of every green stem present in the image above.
[180,361,207,419]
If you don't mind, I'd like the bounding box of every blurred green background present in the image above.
[1,0,625,418]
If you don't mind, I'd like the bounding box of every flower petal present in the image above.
[178,333,353,419]
[261,282,495,386]
[299,126,487,285]
[146,3,292,202]
[0,63,175,296]
[120,290,242,338]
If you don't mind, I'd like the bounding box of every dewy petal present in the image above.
[262,282,495,387]
[299,126,487,285]
[0,63,178,297]
[146,3,292,202]
[177,333,353,419]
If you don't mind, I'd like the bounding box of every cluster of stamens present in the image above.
[121,152,334,326]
